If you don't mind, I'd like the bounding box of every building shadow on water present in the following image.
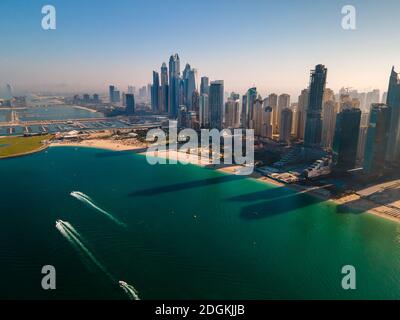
[228,186,326,220]
[128,175,245,197]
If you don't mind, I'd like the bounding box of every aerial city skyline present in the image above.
[3,0,400,303]
[93,51,400,183]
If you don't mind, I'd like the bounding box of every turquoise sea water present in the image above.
[0,147,399,300]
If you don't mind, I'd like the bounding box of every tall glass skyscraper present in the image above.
[151,71,160,112]
[200,77,209,96]
[125,94,135,115]
[279,108,293,143]
[297,89,309,140]
[385,67,400,164]
[169,54,180,119]
[304,64,327,147]
[199,93,209,128]
[182,64,196,109]
[109,85,115,103]
[332,108,361,171]
[243,87,257,129]
[209,80,224,130]
[160,62,169,113]
[364,104,391,176]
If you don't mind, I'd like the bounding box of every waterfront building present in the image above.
[304,64,327,147]
[332,108,361,171]
[357,125,368,164]
[385,67,400,164]
[364,104,391,176]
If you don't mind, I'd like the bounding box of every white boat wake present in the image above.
[55,219,115,282]
[56,219,140,300]
[70,191,126,227]
[119,280,140,300]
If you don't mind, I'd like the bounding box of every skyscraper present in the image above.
[279,108,293,143]
[277,94,290,131]
[126,94,135,115]
[185,67,196,109]
[109,85,115,103]
[243,87,257,129]
[357,125,368,164]
[268,93,278,134]
[321,100,337,149]
[304,64,327,147]
[191,90,200,114]
[364,104,391,176]
[332,108,361,171]
[224,98,240,129]
[209,80,224,130]
[151,71,160,112]
[199,94,209,128]
[385,67,400,164]
[261,106,273,139]
[241,94,247,128]
[113,90,121,103]
[252,95,264,134]
[296,89,309,140]
[169,54,180,118]
[200,77,209,96]
[160,62,169,113]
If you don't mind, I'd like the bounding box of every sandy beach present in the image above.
[50,137,400,223]
[50,138,147,151]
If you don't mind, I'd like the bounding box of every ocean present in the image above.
[0,146,399,299]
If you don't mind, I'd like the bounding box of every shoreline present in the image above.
[49,139,400,223]
[0,144,50,160]
[0,134,54,160]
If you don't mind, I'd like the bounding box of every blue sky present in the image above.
[0,0,399,97]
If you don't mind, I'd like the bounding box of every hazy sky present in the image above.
[0,0,399,97]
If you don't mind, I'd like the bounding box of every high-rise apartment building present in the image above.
[332,108,361,171]
[209,80,224,130]
[385,67,400,163]
[279,108,293,143]
[297,89,309,140]
[304,64,327,147]
[364,104,391,176]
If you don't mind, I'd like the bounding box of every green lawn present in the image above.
[0,134,53,158]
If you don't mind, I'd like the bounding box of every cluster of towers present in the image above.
[150,56,400,176]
